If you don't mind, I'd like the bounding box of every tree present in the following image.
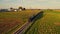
[10,7,13,10]
[10,7,14,11]
[18,6,22,9]
[22,8,26,10]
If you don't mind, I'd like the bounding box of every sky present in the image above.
[0,0,60,9]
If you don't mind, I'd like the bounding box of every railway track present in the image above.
[14,11,44,34]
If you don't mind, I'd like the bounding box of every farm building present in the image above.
[10,7,26,12]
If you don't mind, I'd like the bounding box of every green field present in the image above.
[0,9,40,34]
[25,10,60,34]
[0,9,60,34]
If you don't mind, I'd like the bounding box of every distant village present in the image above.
[0,6,26,12]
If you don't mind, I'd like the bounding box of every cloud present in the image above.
[5,0,10,1]
[0,0,60,9]
[37,0,48,2]
[49,0,60,3]
[48,0,60,5]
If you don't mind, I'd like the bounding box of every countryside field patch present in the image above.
[0,9,40,34]
[25,10,60,34]
[54,22,60,26]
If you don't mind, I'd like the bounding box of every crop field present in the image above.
[0,9,40,34]
[25,10,60,34]
[0,9,60,34]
